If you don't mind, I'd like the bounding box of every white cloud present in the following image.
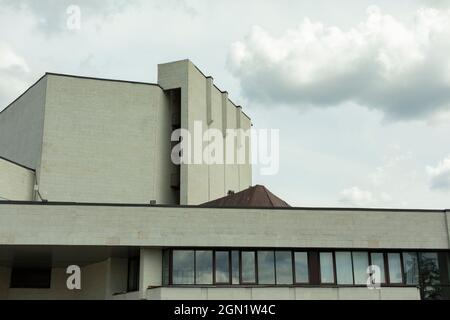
[0,43,29,72]
[228,6,450,121]
[426,155,450,190]
[339,186,374,207]
[0,43,30,108]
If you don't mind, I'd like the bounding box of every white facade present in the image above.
[0,60,252,206]
[0,60,448,300]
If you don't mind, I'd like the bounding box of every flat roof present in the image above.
[45,72,162,88]
[0,73,162,116]
[0,200,446,213]
[1,68,251,121]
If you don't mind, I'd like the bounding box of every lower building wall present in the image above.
[1,258,128,300]
[145,287,421,300]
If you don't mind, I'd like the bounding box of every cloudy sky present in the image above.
[1,0,450,209]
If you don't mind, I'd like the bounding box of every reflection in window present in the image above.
[215,251,230,284]
[241,251,256,283]
[172,250,195,284]
[275,251,293,285]
[336,252,353,285]
[419,252,441,300]
[353,252,369,285]
[388,253,402,284]
[231,251,240,284]
[419,252,440,284]
[370,252,386,283]
[403,252,419,285]
[294,252,309,283]
[258,251,275,284]
[320,252,334,283]
[195,251,213,284]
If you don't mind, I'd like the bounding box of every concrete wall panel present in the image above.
[0,204,447,250]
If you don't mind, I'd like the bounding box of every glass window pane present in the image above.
[195,251,212,284]
[419,252,440,285]
[172,250,195,284]
[258,251,275,284]
[320,252,334,283]
[370,253,386,284]
[352,252,369,285]
[215,251,230,284]
[419,252,441,300]
[231,251,240,284]
[403,252,419,285]
[241,251,256,283]
[388,253,403,284]
[294,252,309,283]
[275,251,293,285]
[336,252,353,285]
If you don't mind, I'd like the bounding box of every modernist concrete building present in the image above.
[0,59,449,300]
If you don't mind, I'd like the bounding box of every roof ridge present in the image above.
[0,156,35,172]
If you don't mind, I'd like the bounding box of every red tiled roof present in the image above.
[200,185,290,208]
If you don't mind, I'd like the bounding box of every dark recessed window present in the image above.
[294,252,309,284]
[258,251,275,285]
[419,252,441,300]
[195,251,213,285]
[127,257,140,292]
[162,250,170,286]
[172,250,195,285]
[275,251,293,285]
[10,267,51,289]
[336,252,353,285]
[215,251,230,284]
[320,252,335,284]
[241,251,256,284]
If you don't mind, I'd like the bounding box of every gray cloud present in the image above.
[423,0,450,8]
[0,0,138,33]
[227,6,450,121]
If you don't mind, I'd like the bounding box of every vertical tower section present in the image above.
[158,60,252,205]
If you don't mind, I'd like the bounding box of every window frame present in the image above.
[351,251,369,286]
[319,251,336,285]
[275,250,294,285]
[334,251,354,285]
[165,248,447,290]
[240,250,258,285]
[386,252,405,286]
[293,251,310,285]
[214,250,232,285]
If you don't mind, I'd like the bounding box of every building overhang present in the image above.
[0,202,448,250]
